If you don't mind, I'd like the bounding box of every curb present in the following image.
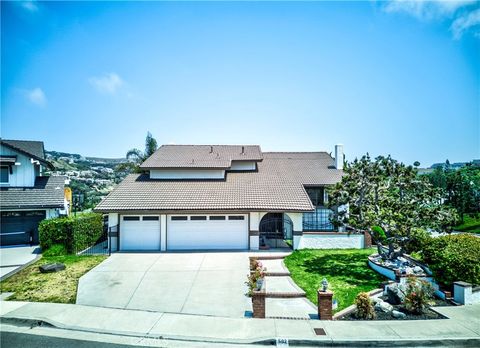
[1,316,479,347]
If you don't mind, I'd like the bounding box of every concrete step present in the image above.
[266,297,317,320]
[258,259,289,275]
[265,276,305,297]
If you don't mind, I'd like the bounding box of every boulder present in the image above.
[392,310,407,319]
[375,301,393,313]
[39,263,65,273]
[387,287,403,305]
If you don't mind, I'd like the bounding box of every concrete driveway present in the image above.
[76,252,251,318]
[0,246,41,281]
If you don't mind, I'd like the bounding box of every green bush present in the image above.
[39,213,103,254]
[42,244,68,257]
[403,277,434,314]
[405,228,432,255]
[422,234,480,287]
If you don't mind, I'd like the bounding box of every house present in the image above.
[0,139,69,246]
[95,144,369,251]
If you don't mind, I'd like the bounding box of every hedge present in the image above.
[39,213,104,254]
[422,234,480,287]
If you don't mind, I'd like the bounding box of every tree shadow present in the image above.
[302,253,384,286]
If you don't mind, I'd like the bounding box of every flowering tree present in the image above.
[328,155,458,260]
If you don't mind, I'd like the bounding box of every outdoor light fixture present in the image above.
[321,278,328,292]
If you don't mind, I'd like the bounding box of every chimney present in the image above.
[335,144,344,170]
[241,146,245,155]
[210,146,213,153]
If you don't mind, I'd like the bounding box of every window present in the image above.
[305,187,325,206]
[303,208,334,231]
[0,166,9,183]
[123,216,140,221]
[228,216,245,220]
[25,211,45,217]
[171,216,188,221]
[209,216,226,220]
[143,216,159,221]
[1,211,22,218]
[190,216,207,221]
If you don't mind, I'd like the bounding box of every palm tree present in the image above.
[117,132,158,173]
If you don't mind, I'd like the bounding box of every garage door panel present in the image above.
[167,215,248,250]
[0,211,45,246]
[120,215,160,251]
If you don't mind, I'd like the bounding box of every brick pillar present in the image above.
[317,290,333,320]
[252,291,266,318]
[364,231,372,248]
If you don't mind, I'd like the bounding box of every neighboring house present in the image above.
[0,139,69,246]
[95,144,369,252]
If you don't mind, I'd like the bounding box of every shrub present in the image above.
[403,277,434,314]
[245,261,267,297]
[42,244,68,257]
[405,228,432,255]
[422,234,480,287]
[354,292,375,319]
[39,213,103,254]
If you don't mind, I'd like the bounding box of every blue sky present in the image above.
[2,1,479,165]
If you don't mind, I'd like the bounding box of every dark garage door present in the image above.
[0,211,46,246]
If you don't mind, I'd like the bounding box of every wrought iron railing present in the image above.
[302,207,335,231]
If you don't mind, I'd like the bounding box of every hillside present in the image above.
[45,150,129,210]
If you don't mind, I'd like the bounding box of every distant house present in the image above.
[0,139,69,246]
[95,144,370,252]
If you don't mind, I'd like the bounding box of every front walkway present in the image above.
[76,252,252,318]
[1,301,479,346]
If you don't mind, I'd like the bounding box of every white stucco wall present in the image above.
[230,161,256,171]
[0,144,38,187]
[250,236,259,250]
[297,234,364,249]
[150,169,225,179]
[454,283,480,305]
[160,214,167,251]
[285,212,302,232]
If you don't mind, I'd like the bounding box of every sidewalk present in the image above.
[1,301,479,346]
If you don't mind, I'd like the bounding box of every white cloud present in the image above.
[21,1,39,12]
[88,73,125,95]
[451,8,480,39]
[382,0,479,38]
[26,88,47,107]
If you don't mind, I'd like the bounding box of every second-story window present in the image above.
[0,166,9,183]
[305,187,325,206]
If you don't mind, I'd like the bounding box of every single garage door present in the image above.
[120,215,161,251]
[167,214,248,250]
[0,211,45,246]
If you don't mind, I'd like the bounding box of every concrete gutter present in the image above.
[0,301,479,346]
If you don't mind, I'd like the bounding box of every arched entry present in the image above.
[259,213,293,249]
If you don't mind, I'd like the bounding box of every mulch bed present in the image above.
[339,296,453,321]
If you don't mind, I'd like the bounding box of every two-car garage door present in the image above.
[167,215,248,250]
[119,214,248,251]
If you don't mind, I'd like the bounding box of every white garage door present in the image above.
[120,215,161,251]
[167,214,248,250]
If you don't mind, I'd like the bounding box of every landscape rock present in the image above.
[39,263,66,273]
[392,310,407,319]
[375,301,393,313]
[387,286,403,305]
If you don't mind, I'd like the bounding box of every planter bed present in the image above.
[338,295,453,321]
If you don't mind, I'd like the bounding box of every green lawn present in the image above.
[455,214,480,234]
[284,248,386,313]
[0,255,106,304]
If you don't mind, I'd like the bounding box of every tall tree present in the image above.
[116,132,158,173]
[328,155,458,260]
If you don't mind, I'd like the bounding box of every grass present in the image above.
[284,248,386,313]
[0,254,106,304]
[455,214,480,234]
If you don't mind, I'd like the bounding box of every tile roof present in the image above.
[0,175,66,210]
[95,151,343,212]
[1,139,54,169]
[140,145,263,169]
